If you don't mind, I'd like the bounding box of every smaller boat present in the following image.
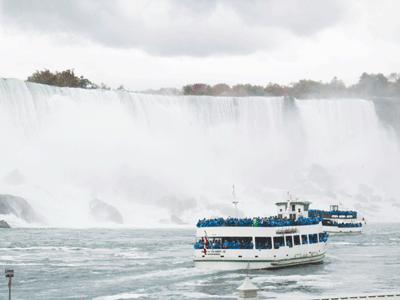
[309,205,363,235]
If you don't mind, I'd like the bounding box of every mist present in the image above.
[1,78,399,227]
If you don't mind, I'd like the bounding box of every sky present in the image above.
[0,0,399,91]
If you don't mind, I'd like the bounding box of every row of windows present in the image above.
[194,233,328,250]
[322,220,363,227]
[279,203,310,212]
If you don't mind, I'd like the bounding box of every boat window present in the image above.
[309,234,318,244]
[292,205,295,211]
[201,237,224,249]
[304,204,309,211]
[196,237,205,243]
[273,236,285,249]
[319,232,328,243]
[322,220,334,226]
[194,237,206,249]
[255,237,272,249]
[286,236,293,247]
[293,235,300,245]
[194,236,254,249]
[301,234,308,244]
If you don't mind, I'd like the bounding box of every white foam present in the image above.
[329,242,358,245]
[93,292,148,300]
[0,256,15,260]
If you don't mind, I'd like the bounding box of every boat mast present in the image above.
[287,191,291,209]
[232,185,238,218]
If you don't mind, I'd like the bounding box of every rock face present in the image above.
[1,169,25,186]
[156,195,197,216]
[307,164,338,191]
[0,194,41,223]
[359,183,374,197]
[355,194,369,203]
[159,214,188,225]
[372,97,400,141]
[89,199,124,224]
[0,220,11,228]
[171,214,185,224]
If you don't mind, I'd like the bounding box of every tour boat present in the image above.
[309,205,363,235]
[193,196,328,270]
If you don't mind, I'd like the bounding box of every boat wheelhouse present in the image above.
[309,205,363,235]
[194,198,328,270]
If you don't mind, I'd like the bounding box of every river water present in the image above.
[0,223,399,299]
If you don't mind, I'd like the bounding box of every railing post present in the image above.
[5,269,14,300]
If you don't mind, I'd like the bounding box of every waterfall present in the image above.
[1,78,399,226]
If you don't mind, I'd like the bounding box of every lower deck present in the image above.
[322,218,363,234]
[194,245,325,270]
[194,225,327,270]
[322,225,362,234]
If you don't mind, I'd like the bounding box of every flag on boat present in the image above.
[362,217,366,225]
[204,235,209,254]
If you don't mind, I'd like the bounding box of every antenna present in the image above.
[232,185,238,218]
[287,191,291,212]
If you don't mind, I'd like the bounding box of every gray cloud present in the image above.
[0,0,347,57]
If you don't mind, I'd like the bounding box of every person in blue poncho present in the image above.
[248,241,254,249]
[223,239,229,249]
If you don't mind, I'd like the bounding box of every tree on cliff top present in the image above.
[183,83,212,95]
[354,72,389,96]
[26,69,97,89]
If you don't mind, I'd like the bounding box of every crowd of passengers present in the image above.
[322,220,362,227]
[309,209,357,217]
[337,222,362,227]
[194,232,329,250]
[196,215,323,228]
[328,222,363,227]
[194,239,254,249]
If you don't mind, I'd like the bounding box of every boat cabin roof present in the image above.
[275,201,312,206]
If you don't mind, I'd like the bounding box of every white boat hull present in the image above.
[194,252,325,270]
[194,225,327,270]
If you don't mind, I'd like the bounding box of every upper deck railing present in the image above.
[196,216,323,228]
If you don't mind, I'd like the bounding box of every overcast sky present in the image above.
[0,0,399,91]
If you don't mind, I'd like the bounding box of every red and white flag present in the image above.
[204,235,209,254]
[362,217,366,225]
